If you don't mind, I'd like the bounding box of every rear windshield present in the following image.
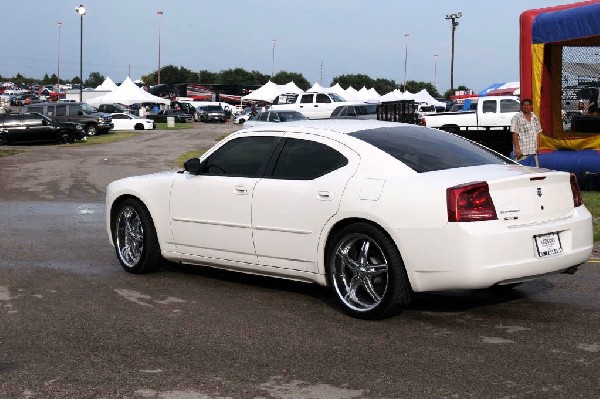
[349,126,511,173]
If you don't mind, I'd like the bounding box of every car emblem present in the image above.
[536,188,542,197]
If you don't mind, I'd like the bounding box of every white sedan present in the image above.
[110,112,155,131]
[105,120,593,319]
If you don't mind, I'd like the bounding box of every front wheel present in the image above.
[57,131,72,144]
[327,223,412,319]
[112,198,163,273]
[85,124,98,136]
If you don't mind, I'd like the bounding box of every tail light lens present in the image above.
[447,181,497,222]
[421,117,426,126]
[570,173,583,207]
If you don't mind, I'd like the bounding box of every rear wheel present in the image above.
[327,222,412,319]
[112,198,163,274]
[134,123,144,130]
[0,134,7,146]
[441,125,460,135]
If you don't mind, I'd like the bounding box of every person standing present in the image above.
[511,98,543,167]
[587,88,598,115]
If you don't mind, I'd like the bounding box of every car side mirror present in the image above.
[184,158,204,175]
[42,119,48,125]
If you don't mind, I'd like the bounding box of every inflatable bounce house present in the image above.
[520,0,600,188]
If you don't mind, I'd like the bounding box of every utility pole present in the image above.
[445,12,462,92]
[320,61,323,85]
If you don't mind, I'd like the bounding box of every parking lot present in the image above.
[1,123,599,398]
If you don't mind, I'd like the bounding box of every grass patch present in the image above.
[0,149,24,158]
[582,191,600,242]
[155,122,193,130]
[70,131,140,146]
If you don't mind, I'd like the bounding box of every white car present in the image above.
[110,112,155,131]
[105,120,593,319]
[233,108,254,124]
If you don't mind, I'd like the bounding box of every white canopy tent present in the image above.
[241,81,286,102]
[95,77,119,92]
[88,77,170,106]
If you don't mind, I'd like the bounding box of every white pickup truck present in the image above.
[270,92,361,119]
[421,96,521,156]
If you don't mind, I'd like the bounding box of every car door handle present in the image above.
[234,185,248,195]
[317,191,333,200]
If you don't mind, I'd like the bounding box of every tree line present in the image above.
[2,66,470,99]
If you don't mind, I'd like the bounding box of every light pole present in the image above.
[57,22,62,88]
[271,39,276,78]
[403,33,409,91]
[433,54,439,89]
[445,12,462,92]
[157,10,163,84]
[75,5,86,102]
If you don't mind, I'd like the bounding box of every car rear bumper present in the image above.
[395,206,594,292]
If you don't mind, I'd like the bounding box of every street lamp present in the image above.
[57,22,62,88]
[75,5,86,102]
[445,12,462,92]
[433,54,439,89]
[157,10,163,84]
[403,33,409,91]
[271,39,276,78]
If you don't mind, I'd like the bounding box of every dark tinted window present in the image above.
[501,99,521,113]
[258,112,269,121]
[349,126,509,173]
[300,94,314,103]
[272,138,348,180]
[482,100,496,113]
[316,93,331,103]
[112,114,127,120]
[27,106,44,114]
[203,136,280,177]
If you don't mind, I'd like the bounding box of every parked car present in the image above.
[0,112,85,145]
[147,109,193,123]
[198,105,227,123]
[330,104,378,119]
[243,110,307,127]
[234,107,254,124]
[105,119,593,319]
[22,102,113,136]
[173,102,200,121]
[110,112,155,131]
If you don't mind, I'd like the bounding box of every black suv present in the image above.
[198,105,226,123]
[0,112,85,145]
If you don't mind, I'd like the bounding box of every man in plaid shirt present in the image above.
[511,98,542,167]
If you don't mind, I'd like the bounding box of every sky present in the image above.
[0,0,590,93]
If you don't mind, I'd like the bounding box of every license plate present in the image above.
[534,232,563,257]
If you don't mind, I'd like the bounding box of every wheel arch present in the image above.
[321,216,414,290]
[108,194,162,248]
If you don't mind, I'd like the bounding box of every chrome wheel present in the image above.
[331,233,389,312]
[115,205,144,268]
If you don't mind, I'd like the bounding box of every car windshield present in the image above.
[81,103,98,114]
[330,93,347,102]
[206,106,222,111]
[277,111,307,122]
[349,126,511,173]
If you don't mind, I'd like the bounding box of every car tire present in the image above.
[112,198,163,274]
[134,123,144,130]
[0,134,7,146]
[327,222,412,319]
[57,131,73,144]
[85,124,98,136]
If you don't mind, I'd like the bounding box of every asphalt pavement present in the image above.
[0,122,599,399]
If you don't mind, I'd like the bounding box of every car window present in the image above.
[300,94,314,103]
[482,100,496,113]
[269,112,280,122]
[258,112,269,121]
[271,138,348,180]
[349,126,509,173]
[112,114,126,120]
[27,106,43,114]
[316,93,331,104]
[203,136,280,177]
[500,99,521,113]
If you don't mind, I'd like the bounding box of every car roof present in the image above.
[239,119,410,138]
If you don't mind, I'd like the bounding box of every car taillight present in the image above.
[421,117,426,126]
[447,181,497,222]
[570,173,583,207]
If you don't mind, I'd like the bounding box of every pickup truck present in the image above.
[420,96,521,156]
[270,92,361,119]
